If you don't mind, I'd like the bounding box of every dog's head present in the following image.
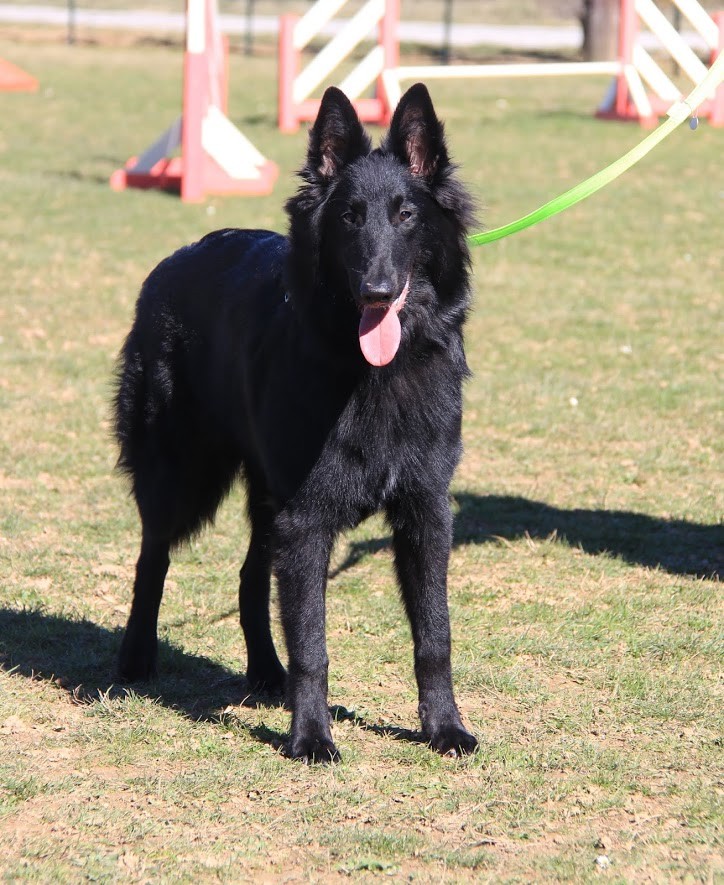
[286,83,474,367]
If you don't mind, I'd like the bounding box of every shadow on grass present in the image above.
[0,610,422,755]
[331,705,425,746]
[332,494,722,580]
[0,607,285,726]
[49,167,185,196]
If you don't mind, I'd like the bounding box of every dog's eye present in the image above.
[342,210,359,225]
[399,209,413,222]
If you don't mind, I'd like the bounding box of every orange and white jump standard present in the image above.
[598,0,723,126]
[111,0,278,202]
[278,0,399,133]
[371,0,723,128]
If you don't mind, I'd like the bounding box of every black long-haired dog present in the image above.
[114,83,477,762]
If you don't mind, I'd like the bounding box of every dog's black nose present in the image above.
[360,280,397,305]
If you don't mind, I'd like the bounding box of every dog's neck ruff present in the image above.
[358,276,410,367]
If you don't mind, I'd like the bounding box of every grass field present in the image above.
[1,35,722,883]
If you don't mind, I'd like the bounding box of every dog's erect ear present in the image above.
[385,83,448,179]
[307,87,371,179]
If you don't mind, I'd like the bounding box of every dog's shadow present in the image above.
[2,494,719,752]
[332,493,722,580]
[0,610,424,753]
[331,705,425,745]
[0,607,290,749]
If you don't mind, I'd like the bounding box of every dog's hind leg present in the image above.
[117,532,170,682]
[388,492,478,757]
[239,497,287,696]
[116,441,239,682]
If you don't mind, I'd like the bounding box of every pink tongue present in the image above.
[359,305,402,367]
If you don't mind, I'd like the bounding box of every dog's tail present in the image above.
[112,329,148,480]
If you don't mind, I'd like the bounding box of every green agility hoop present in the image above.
[467,52,724,247]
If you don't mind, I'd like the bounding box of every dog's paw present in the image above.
[285,734,341,764]
[427,724,478,757]
[116,635,158,683]
[246,663,287,699]
[116,656,157,683]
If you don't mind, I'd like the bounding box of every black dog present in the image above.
[114,83,477,762]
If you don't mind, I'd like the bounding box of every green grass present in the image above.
[1,34,722,883]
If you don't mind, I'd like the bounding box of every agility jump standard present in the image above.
[598,0,723,125]
[385,0,723,126]
[278,0,398,132]
[111,0,278,201]
[282,0,723,128]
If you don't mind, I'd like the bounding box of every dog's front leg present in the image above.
[274,512,338,763]
[389,493,478,756]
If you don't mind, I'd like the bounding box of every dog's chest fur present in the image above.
[283,358,464,527]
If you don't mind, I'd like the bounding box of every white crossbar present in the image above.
[624,63,654,117]
[635,0,709,83]
[383,61,621,111]
[338,44,385,100]
[391,61,620,81]
[671,0,718,49]
[632,44,680,101]
[293,0,384,103]
[293,0,349,51]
